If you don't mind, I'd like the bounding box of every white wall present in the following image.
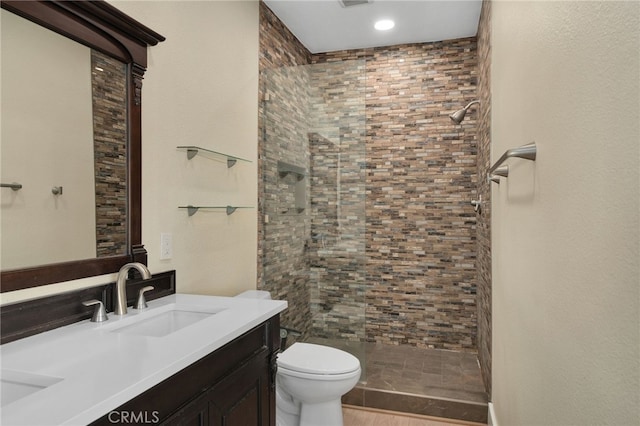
[0,0,259,304]
[491,1,639,425]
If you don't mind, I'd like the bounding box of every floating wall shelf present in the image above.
[177,146,251,168]
[179,205,253,216]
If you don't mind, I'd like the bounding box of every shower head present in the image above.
[449,100,480,124]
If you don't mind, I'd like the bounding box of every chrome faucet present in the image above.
[114,262,151,316]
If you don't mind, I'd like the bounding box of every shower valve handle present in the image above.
[471,195,482,213]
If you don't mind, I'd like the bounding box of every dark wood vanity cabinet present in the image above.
[165,351,271,426]
[91,316,280,426]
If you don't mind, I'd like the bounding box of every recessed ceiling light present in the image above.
[374,19,395,31]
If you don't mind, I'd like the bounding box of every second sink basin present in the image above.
[109,305,225,338]
[1,370,63,407]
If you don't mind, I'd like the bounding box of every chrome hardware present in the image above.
[83,299,109,323]
[134,286,155,310]
[450,100,480,124]
[182,205,250,216]
[186,148,198,160]
[488,142,536,184]
[471,195,482,213]
[1,182,22,191]
[180,146,243,168]
[279,327,302,351]
[488,165,509,184]
[51,186,63,195]
[114,262,151,316]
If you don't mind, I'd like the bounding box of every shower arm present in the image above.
[463,100,480,110]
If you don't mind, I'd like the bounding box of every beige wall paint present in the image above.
[114,0,259,297]
[1,10,96,270]
[491,1,639,425]
[1,1,259,304]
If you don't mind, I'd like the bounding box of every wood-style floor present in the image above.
[343,406,487,426]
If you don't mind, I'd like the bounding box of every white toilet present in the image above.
[276,342,361,426]
[235,291,361,426]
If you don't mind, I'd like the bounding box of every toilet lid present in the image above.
[277,343,360,375]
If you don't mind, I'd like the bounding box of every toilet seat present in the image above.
[277,343,360,375]
[278,365,361,381]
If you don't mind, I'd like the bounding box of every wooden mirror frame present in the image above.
[0,0,165,293]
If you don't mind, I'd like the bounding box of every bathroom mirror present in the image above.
[1,9,129,270]
[0,0,165,293]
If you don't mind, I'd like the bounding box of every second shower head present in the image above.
[450,100,480,124]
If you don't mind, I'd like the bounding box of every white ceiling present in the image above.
[263,0,483,54]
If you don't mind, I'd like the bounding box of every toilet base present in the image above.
[276,396,344,426]
[276,387,300,426]
[299,398,344,426]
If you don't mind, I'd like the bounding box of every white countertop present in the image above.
[0,294,287,426]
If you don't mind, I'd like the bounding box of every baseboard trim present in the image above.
[488,402,498,426]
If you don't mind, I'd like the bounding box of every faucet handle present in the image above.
[134,286,155,310]
[83,299,109,323]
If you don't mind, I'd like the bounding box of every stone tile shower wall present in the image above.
[260,2,480,352]
[260,3,368,342]
[91,51,127,258]
[313,40,479,351]
[260,59,368,344]
[308,61,367,341]
[477,0,493,394]
[258,2,313,336]
[261,66,312,335]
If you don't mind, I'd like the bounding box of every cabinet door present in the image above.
[208,353,271,426]
[164,395,209,426]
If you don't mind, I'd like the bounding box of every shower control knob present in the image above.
[471,195,482,213]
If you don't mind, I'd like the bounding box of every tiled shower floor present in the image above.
[307,338,488,424]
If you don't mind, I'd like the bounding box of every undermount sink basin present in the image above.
[108,305,225,338]
[1,370,63,407]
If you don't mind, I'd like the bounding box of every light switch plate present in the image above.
[160,233,172,260]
